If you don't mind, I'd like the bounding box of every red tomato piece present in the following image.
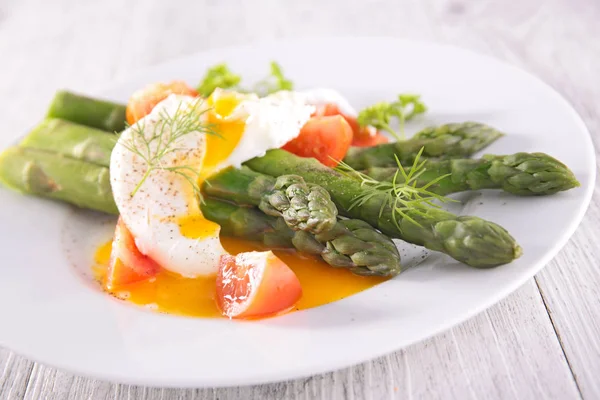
[313,103,375,141]
[125,81,198,125]
[105,218,160,290]
[216,251,302,319]
[282,115,352,167]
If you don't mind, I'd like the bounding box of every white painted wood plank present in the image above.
[536,214,600,398]
[453,1,600,397]
[0,0,597,399]
[396,281,579,400]
[0,349,34,399]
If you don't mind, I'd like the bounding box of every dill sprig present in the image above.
[118,98,220,204]
[336,147,455,229]
[357,94,427,141]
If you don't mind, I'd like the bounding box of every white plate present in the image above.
[0,38,594,388]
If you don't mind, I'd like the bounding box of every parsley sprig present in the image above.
[253,62,294,95]
[197,64,241,97]
[357,94,427,141]
[196,61,293,97]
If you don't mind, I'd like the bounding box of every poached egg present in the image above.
[110,90,314,277]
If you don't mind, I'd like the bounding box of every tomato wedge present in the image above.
[282,115,352,167]
[313,103,375,142]
[351,131,389,147]
[125,81,198,125]
[216,251,302,319]
[105,218,160,290]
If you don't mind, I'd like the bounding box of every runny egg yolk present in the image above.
[93,237,389,318]
[200,91,246,179]
[177,214,220,240]
[171,92,247,242]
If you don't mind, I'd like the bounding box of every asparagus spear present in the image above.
[343,122,504,169]
[365,153,580,196]
[46,90,127,132]
[0,147,118,214]
[201,197,402,276]
[204,166,338,234]
[245,149,522,268]
[21,118,116,167]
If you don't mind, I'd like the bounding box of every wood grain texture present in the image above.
[0,0,598,398]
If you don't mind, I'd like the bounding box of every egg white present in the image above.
[110,90,315,278]
[208,89,315,170]
[300,88,376,136]
[111,95,226,277]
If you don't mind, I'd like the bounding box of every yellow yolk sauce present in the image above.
[94,241,221,317]
[93,237,388,318]
[177,214,221,239]
[221,238,389,310]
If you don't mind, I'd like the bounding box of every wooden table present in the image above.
[0,0,598,398]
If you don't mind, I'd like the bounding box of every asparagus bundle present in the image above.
[1,91,529,270]
[46,91,127,132]
[0,147,118,214]
[343,122,504,169]
[245,149,522,268]
[3,115,521,268]
[201,197,402,276]
[365,153,580,196]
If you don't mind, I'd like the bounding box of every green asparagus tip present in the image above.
[514,245,523,259]
[0,148,13,189]
[434,216,522,268]
[486,152,580,195]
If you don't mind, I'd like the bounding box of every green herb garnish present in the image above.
[120,99,219,203]
[357,94,427,140]
[336,147,454,229]
[197,64,242,97]
[196,61,294,98]
[254,62,294,96]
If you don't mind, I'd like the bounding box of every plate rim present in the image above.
[0,36,595,388]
